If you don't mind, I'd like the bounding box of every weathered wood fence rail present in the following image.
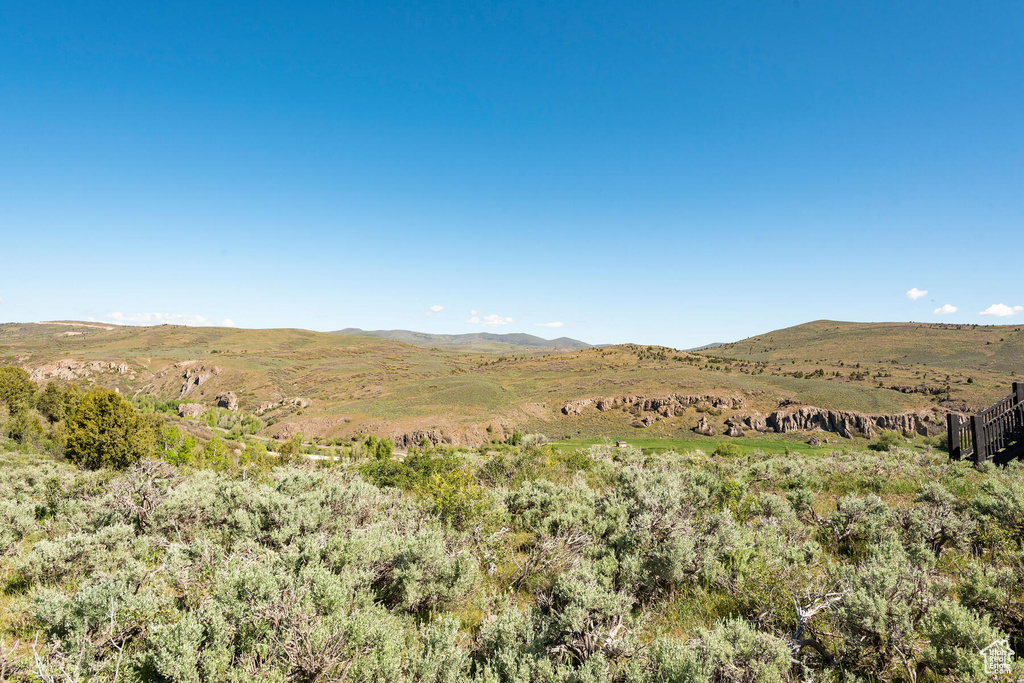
[947,382,1024,464]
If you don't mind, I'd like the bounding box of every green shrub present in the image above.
[504,479,597,535]
[5,429,1024,683]
[5,409,44,445]
[830,541,944,679]
[920,600,1003,678]
[365,435,394,460]
[158,425,197,466]
[409,616,471,683]
[713,443,742,458]
[871,430,902,452]
[897,482,975,558]
[0,499,35,554]
[645,638,705,683]
[65,388,154,470]
[826,493,893,558]
[132,394,182,416]
[201,409,219,429]
[694,617,790,683]
[38,382,68,422]
[428,466,491,531]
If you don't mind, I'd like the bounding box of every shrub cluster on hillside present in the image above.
[0,443,1022,681]
[1,368,1024,681]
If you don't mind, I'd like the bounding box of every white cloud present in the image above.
[0,297,5,304]
[429,305,443,313]
[470,310,479,316]
[979,303,1024,318]
[906,288,928,300]
[534,322,564,328]
[103,312,235,327]
[467,313,513,327]
[933,304,958,315]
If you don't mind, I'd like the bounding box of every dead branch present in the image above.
[790,590,843,666]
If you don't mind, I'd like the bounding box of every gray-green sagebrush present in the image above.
[1,441,1023,682]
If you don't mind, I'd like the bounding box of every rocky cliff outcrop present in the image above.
[737,412,770,432]
[30,359,134,383]
[563,393,744,416]
[255,397,313,414]
[177,362,221,398]
[561,390,941,440]
[393,429,450,450]
[765,406,940,438]
[561,398,595,416]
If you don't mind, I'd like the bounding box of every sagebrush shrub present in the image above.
[4,440,1024,682]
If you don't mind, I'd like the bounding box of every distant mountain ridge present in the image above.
[686,342,727,352]
[333,328,592,350]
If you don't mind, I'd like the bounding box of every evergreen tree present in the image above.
[65,387,154,469]
[38,382,67,422]
[0,366,36,414]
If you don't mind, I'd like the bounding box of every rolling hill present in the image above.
[709,320,1024,373]
[1,319,1019,447]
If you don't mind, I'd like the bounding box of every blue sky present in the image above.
[1,1,1022,348]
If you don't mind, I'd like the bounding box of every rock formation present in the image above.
[725,418,745,437]
[255,397,313,414]
[561,398,595,416]
[765,406,940,438]
[30,359,136,383]
[216,392,238,411]
[631,415,655,428]
[737,412,770,432]
[560,390,941,440]
[393,429,449,449]
[177,362,221,398]
[178,403,205,418]
[694,415,715,436]
[563,393,744,416]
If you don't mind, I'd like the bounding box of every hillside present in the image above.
[1,320,1019,447]
[334,328,591,352]
[712,320,1024,372]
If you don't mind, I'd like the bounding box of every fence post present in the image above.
[971,414,987,465]
[946,413,959,459]
[1016,382,1024,438]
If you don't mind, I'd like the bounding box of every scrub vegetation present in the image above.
[1,369,1023,682]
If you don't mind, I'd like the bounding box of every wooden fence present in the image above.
[947,382,1024,464]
